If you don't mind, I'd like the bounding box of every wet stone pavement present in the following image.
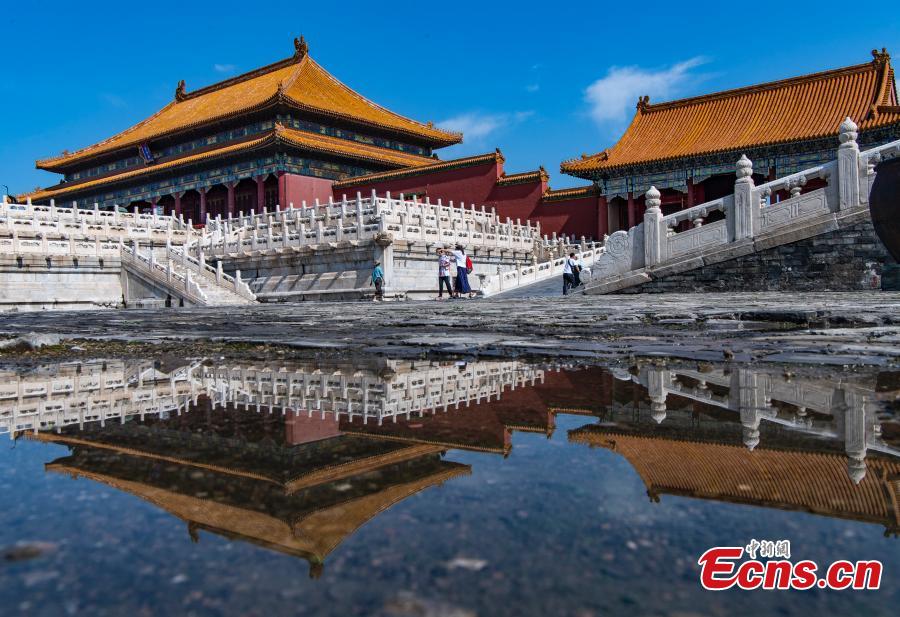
[0,292,899,365]
[0,293,899,616]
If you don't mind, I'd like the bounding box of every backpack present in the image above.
[465,255,473,274]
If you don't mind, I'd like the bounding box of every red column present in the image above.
[683,180,695,232]
[150,196,159,215]
[199,188,207,224]
[597,195,609,240]
[226,183,235,217]
[626,191,636,229]
[256,175,266,212]
[174,193,183,217]
[277,172,286,210]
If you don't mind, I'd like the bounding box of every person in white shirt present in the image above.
[562,252,578,295]
[453,244,472,296]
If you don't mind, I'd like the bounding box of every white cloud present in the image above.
[438,111,534,142]
[525,83,540,93]
[213,63,237,74]
[585,57,708,125]
[100,93,127,108]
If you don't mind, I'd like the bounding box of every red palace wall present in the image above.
[532,196,600,241]
[327,157,603,240]
[284,411,342,445]
[282,173,335,208]
[332,160,502,207]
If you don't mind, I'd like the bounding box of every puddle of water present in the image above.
[0,357,898,616]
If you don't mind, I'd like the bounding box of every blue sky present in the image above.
[1,0,897,196]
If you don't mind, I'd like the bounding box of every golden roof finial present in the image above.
[175,80,187,102]
[294,35,309,58]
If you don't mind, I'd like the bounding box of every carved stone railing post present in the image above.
[733,154,756,241]
[643,186,663,267]
[645,366,670,424]
[837,117,860,210]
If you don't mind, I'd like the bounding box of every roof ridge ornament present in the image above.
[637,95,650,111]
[175,80,187,102]
[872,47,890,66]
[294,35,309,59]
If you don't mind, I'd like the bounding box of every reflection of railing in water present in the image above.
[199,360,544,425]
[0,361,201,437]
[2,359,544,437]
[607,364,896,484]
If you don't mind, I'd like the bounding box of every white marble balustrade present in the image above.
[1,197,192,233]
[195,192,548,259]
[2,359,544,437]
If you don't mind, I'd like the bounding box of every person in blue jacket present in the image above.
[371,260,385,301]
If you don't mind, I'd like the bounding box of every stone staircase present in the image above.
[581,119,899,295]
[194,192,606,300]
[121,242,256,306]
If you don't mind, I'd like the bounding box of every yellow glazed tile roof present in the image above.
[562,50,900,177]
[47,458,471,564]
[37,41,461,171]
[26,125,434,201]
[570,428,900,528]
[332,150,504,189]
[541,185,600,202]
[495,167,549,186]
[27,135,271,201]
[276,126,435,168]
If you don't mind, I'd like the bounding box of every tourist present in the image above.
[437,248,454,300]
[370,260,385,301]
[562,252,578,295]
[453,244,472,297]
[572,253,583,288]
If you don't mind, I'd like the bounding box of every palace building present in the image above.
[561,49,900,238]
[27,37,460,223]
[24,46,899,243]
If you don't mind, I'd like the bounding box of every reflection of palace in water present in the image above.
[3,358,898,573]
[568,365,900,536]
[1,358,549,576]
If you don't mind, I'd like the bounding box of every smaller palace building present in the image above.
[561,49,900,237]
[27,37,461,223]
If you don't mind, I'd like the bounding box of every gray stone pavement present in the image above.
[1,292,899,366]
